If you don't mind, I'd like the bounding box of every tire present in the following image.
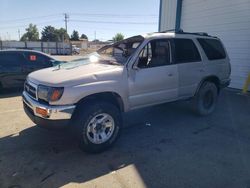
[194,81,218,116]
[73,101,122,153]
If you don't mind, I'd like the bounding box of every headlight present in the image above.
[38,85,64,102]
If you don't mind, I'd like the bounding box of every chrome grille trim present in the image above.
[24,80,38,100]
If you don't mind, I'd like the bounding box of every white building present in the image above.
[71,39,88,50]
[159,0,250,89]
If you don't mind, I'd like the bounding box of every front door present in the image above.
[128,39,178,109]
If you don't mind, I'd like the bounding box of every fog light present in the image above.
[36,107,49,117]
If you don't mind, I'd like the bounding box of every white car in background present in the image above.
[72,45,80,55]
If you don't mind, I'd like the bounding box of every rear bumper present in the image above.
[22,91,75,129]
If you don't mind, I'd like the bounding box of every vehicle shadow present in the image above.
[0,101,197,188]
[0,90,249,188]
[0,88,23,99]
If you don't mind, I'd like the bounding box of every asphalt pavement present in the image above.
[0,89,249,188]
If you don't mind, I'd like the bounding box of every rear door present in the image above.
[173,38,203,98]
[0,51,26,88]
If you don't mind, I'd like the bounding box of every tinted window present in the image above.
[137,39,171,68]
[198,38,226,60]
[24,52,51,66]
[174,39,201,63]
[0,52,23,66]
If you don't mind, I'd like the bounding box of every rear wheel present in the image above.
[73,101,122,153]
[194,81,218,115]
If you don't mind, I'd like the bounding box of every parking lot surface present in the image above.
[0,89,249,188]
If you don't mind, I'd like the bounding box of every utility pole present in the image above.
[94,31,96,41]
[64,13,69,34]
[18,29,20,41]
[7,32,10,41]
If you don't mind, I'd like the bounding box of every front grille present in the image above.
[24,81,37,99]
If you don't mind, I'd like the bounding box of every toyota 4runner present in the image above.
[22,30,231,153]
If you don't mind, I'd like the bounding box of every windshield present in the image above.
[56,35,144,69]
[97,35,144,65]
[56,53,97,69]
[53,52,118,70]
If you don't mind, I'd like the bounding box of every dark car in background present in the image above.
[0,50,60,90]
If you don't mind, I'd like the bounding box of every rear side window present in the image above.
[0,52,23,66]
[197,38,226,60]
[173,39,201,63]
[24,52,51,66]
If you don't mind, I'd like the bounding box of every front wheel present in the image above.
[194,81,218,116]
[73,101,122,153]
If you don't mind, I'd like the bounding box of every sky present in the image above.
[0,0,160,41]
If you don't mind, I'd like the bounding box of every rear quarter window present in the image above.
[23,52,51,66]
[173,39,201,63]
[197,38,226,60]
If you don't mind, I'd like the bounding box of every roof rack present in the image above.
[159,29,214,37]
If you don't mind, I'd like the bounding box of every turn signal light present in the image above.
[36,107,49,117]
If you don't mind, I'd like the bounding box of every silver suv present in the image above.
[22,30,231,153]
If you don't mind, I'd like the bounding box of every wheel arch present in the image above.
[75,91,125,113]
[195,75,220,95]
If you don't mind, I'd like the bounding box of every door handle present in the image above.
[168,73,173,77]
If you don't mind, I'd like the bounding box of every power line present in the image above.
[70,13,158,18]
[0,13,157,24]
[70,19,157,25]
[0,14,61,24]
[0,20,63,29]
[0,13,157,29]
[0,19,157,30]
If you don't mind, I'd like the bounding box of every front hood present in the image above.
[28,62,124,87]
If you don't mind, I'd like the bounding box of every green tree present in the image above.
[20,24,39,41]
[41,26,69,42]
[112,33,124,42]
[80,33,88,40]
[41,26,58,42]
[70,30,80,41]
[56,28,69,42]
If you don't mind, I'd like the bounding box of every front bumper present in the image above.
[22,91,76,129]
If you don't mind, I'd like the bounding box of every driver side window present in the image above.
[137,39,171,68]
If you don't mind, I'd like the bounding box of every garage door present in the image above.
[180,0,250,89]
